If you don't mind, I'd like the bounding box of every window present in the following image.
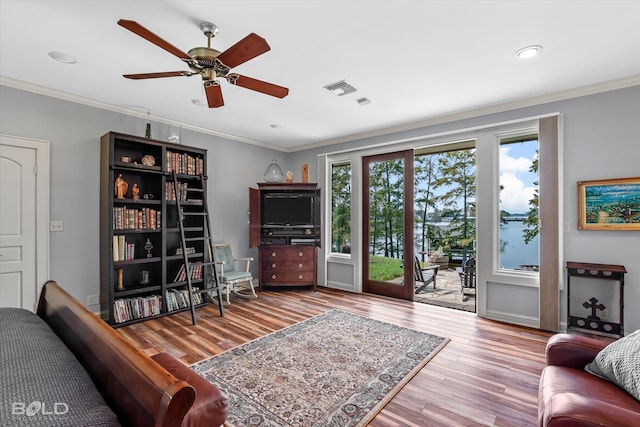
[498,136,539,271]
[331,161,351,254]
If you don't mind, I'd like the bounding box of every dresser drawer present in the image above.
[262,245,314,261]
[262,260,310,272]
[263,271,315,283]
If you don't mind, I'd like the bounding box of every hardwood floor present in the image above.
[118,288,553,427]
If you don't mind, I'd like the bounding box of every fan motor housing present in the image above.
[188,47,221,69]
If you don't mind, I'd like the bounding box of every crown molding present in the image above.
[295,75,640,152]
[2,74,638,154]
[0,76,288,152]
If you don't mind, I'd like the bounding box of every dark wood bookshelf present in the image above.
[100,131,211,327]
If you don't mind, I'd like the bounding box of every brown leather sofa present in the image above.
[27,280,228,427]
[538,333,640,427]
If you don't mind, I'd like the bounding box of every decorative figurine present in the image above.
[114,174,128,199]
[144,238,153,258]
[285,170,294,183]
[301,163,309,183]
[132,183,140,200]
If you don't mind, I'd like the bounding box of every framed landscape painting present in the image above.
[578,177,640,230]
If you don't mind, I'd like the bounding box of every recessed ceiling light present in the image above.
[191,98,207,106]
[357,97,371,106]
[515,45,543,59]
[270,124,282,129]
[48,51,78,64]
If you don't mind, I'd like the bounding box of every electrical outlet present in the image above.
[87,294,100,306]
[563,222,570,233]
[50,220,64,232]
[601,309,607,320]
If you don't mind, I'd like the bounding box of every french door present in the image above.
[362,150,414,300]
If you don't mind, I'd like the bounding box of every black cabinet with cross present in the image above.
[566,261,626,337]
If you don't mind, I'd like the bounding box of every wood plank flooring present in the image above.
[118,288,553,427]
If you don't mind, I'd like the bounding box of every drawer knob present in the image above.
[272,263,276,268]
[298,252,303,257]
[271,274,277,280]
[298,264,303,268]
[271,252,276,257]
[298,275,303,280]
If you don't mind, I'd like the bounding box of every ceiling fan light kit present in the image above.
[118,19,289,108]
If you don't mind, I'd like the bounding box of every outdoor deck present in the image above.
[414,267,476,312]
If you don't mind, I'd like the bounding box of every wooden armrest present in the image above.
[37,280,195,427]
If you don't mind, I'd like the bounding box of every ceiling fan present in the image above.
[118,19,289,108]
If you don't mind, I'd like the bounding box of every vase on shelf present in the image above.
[263,160,284,183]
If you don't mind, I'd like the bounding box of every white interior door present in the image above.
[0,138,39,310]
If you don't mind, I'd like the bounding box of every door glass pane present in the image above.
[331,162,351,254]
[498,138,539,271]
[368,158,404,284]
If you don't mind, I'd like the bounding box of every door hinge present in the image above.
[33,163,38,175]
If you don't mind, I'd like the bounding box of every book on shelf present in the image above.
[165,287,202,312]
[113,294,162,324]
[165,182,189,202]
[166,151,204,176]
[175,247,196,256]
[172,262,203,282]
[112,235,135,261]
[113,206,161,230]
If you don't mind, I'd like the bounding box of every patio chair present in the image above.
[458,256,476,301]
[414,256,439,294]
[212,243,258,304]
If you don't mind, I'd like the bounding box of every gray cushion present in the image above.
[585,328,640,401]
[0,308,121,426]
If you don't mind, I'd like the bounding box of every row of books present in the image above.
[173,262,204,283]
[166,151,204,176]
[113,206,161,230]
[112,235,135,261]
[166,182,189,201]
[166,287,203,312]
[175,247,196,256]
[113,294,162,324]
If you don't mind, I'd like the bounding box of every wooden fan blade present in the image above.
[123,71,194,79]
[204,82,224,108]
[228,74,289,98]
[118,19,192,62]
[216,33,271,68]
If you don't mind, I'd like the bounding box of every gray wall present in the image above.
[0,85,284,310]
[2,84,639,334]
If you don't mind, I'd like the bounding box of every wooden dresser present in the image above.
[259,245,317,290]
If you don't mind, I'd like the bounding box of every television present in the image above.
[262,193,314,227]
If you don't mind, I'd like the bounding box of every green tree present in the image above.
[331,164,351,252]
[414,153,441,256]
[433,149,476,261]
[523,152,539,244]
[368,159,404,258]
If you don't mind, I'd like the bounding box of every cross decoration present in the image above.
[583,297,606,320]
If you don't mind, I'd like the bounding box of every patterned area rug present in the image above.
[191,309,449,427]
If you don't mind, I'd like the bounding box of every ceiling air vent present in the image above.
[323,80,357,96]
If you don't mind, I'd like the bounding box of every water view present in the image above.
[499,220,539,269]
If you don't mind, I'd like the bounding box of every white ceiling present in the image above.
[1,1,639,151]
